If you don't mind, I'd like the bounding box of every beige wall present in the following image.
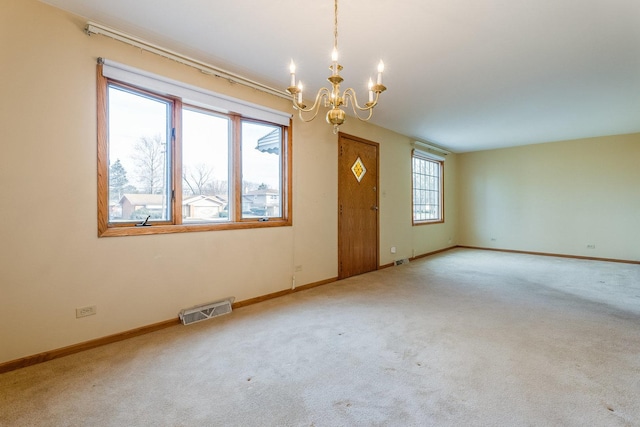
[458,133,640,261]
[0,0,457,364]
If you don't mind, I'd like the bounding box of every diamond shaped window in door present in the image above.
[351,157,367,182]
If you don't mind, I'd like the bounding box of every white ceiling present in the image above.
[41,0,640,152]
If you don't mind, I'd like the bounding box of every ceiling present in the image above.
[41,0,640,152]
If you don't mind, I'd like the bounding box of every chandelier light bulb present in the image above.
[289,60,296,87]
[377,60,384,84]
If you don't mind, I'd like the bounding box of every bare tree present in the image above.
[133,134,166,194]
[242,181,262,193]
[183,163,214,196]
[208,179,229,196]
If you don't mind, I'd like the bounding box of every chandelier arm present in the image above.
[343,88,381,112]
[343,88,376,121]
[294,88,331,122]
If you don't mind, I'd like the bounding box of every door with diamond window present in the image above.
[338,133,379,279]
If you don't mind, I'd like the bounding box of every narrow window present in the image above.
[412,149,444,224]
[182,108,230,223]
[107,84,173,224]
[241,120,282,219]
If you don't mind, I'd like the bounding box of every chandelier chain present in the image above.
[333,0,338,51]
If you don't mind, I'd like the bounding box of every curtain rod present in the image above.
[85,22,290,100]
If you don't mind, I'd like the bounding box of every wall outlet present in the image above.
[490,238,497,242]
[390,246,397,254]
[587,244,596,249]
[76,305,97,318]
[294,265,303,272]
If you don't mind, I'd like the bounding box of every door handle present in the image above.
[371,206,378,211]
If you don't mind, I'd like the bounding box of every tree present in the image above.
[109,158,129,201]
[208,179,228,196]
[133,134,166,194]
[242,181,261,193]
[183,163,214,196]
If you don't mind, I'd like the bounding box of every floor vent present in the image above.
[179,297,235,325]
[394,258,410,266]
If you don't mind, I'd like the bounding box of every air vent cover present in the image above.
[179,297,235,325]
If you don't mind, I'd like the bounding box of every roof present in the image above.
[120,194,165,206]
[246,189,279,196]
[182,195,226,207]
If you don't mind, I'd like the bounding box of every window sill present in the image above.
[99,219,292,237]
[412,219,444,226]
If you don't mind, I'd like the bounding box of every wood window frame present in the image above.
[97,64,292,237]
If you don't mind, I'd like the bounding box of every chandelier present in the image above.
[287,0,386,133]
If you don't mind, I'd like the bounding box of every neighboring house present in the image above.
[244,189,280,216]
[119,194,166,219]
[119,194,228,220]
[182,195,226,220]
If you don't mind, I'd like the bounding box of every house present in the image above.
[2,0,639,389]
[182,195,226,220]
[119,194,166,220]
[244,189,280,217]
[117,193,227,220]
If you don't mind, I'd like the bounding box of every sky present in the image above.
[108,85,281,198]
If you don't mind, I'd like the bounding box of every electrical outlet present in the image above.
[391,246,397,254]
[295,265,303,272]
[76,305,97,318]
[587,244,596,249]
[490,238,497,242]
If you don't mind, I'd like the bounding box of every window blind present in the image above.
[413,148,445,162]
[100,58,292,126]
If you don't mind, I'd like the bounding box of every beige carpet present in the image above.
[1,248,639,426]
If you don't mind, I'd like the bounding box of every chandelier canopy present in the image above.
[287,0,386,133]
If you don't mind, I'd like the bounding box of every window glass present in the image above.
[107,85,172,223]
[412,153,443,223]
[182,108,230,223]
[241,121,282,219]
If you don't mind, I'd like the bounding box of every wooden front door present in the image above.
[338,133,379,279]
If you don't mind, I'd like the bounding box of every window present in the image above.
[97,60,292,236]
[412,149,444,224]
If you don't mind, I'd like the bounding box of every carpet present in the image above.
[1,248,639,426]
